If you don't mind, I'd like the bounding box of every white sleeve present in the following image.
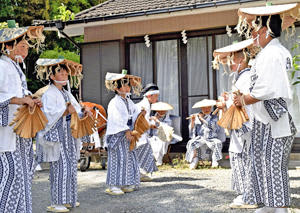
[251,51,292,101]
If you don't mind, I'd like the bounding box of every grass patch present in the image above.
[157,153,225,170]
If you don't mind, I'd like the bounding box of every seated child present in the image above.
[185,99,225,169]
[149,102,181,166]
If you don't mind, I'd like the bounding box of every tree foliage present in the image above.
[292,39,300,85]
[40,47,80,63]
[0,0,106,92]
[54,3,75,21]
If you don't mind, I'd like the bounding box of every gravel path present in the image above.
[32,168,300,213]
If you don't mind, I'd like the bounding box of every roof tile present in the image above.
[75,0,255,20]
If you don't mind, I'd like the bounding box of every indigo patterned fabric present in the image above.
[106,131,140,186]
[0,100,10,127]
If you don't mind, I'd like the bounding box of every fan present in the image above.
[9,104,48,138]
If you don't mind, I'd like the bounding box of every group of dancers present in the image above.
[104,3,299,213]
[0,2,300,213]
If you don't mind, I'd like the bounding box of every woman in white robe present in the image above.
[105,71,142,195]
[135,83,159,180]
[234,11,298,213]
[213,40,258,209]
[0,24,44,213]
[36,60,86,212]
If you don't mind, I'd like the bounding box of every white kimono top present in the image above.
[36,84,82,162]
[249,38,296,138]
[228,68,253,153]
[0,55,31,152]
[135,97,151,146]
[106,94,140,136]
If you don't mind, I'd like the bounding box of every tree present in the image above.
[0,0,107,93]
[292,39,300,85]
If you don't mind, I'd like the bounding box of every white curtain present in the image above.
[130,42,153,86]
[187,37,208,96]
[187,37,210,114]
[156,40,179,115]
[215,34,242,96]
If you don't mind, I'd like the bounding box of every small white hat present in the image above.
[192,99,216,109]
[105,72,126,81]
[151,102,174,111]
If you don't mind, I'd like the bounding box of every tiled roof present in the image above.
[75,0,257,20]
[32,0,258,26]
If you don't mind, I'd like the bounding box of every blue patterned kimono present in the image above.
[0,55,35,213]
[36,86,81,208]
[135,97,158,174]
[185,113,225,163]
[228,68,252,196]
[106,95,140,187]
[243,39,297,207]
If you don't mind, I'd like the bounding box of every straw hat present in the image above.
[105,69,142,95]
[35,58,83,88]
[151,102,174,111]
[237,3,300,38]
[192,99,216,108]
[0,20,44,53]
[213,39,254,70]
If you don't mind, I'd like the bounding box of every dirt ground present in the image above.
[32,165,300,213]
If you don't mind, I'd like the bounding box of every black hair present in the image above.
[114,78,130,94]
[4,36,24,48]
[49,63,69,84]
[142,83,159,94]
[261,15,282,38]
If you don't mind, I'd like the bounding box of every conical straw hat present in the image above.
[192,99,216,108]
[151,102,174,111]
[237,3,300,38]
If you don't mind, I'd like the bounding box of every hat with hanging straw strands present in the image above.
[213,39,257,70]
[151,102,174,111]
[105,69,142,96]
[35,58,83,89]
[192,99,216,109]
[0,20,45,54]
[236,3,300,38]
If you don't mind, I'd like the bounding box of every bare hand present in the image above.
[33,98,43,108]
[150,124,157,129]
[68,104,76,114]
[216,101,225,109]
[221,92,229,101]
[84,108,93,117]
[233,94,242,107]
[22,96,35,108]
[125,130,134,141]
